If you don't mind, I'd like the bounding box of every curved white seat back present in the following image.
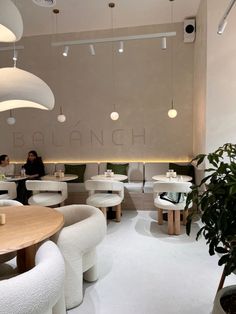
[153,182,192,194]
[0,182,17,199]
[0,241,66,314]
[26,180,68,206]
[85,180,124,200]
[0,199,23,207]
[26,180,67,193]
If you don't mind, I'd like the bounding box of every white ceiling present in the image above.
[16,0,201,37]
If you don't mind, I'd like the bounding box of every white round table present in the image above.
[91,174,128,181]
[41,174,78,182]
[4,175,29,182]
[152,175,192,182]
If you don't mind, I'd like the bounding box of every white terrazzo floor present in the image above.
[69,210,235,314]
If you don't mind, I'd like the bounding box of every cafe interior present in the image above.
[0,0,236,313]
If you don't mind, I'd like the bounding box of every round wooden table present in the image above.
[0,205,64,272]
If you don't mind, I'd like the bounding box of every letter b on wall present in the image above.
[184,18,195,43]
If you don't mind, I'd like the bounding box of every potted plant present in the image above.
[185,143,236,314]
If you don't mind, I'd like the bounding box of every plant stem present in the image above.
[217,266,226,294]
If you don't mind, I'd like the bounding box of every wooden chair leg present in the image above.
[174,210,181,235]
[116,204,121,222]
[167,210,174,235]
[158,208,163,225]
[182,209,188,225]
[100,207,107,220]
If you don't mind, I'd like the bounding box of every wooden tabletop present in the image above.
[0,205,64,255]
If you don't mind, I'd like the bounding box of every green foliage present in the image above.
[186,143,236,276]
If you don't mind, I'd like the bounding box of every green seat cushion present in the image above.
[64,164,86,183]
[107,163,129,182]
[169,163,195,183]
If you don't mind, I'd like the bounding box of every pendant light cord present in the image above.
[53,9,64,116]
[110,3,116,110]
[13,42,17,67]
[170,0,174,105]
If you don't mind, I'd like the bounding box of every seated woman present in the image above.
[0,154,14,176]
[17,150,45,204]
[23,150,45,179]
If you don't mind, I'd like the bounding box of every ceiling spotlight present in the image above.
[32,0,56,7]
[62,45,69,57]
[161,37,167,50]
[89,44,95,56]
[217,0,236,35]
[110,111,119,121]
[118,41,124,53]
[217,19,227,35]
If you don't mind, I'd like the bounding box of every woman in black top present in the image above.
[23,150,45,178]
[17,150,45,204]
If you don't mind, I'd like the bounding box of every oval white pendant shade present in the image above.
[0,0,23,42]
[0,67,55,112]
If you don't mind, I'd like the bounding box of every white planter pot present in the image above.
[212,285,236,314]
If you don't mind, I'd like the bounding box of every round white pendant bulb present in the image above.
[7,116,16,125]
[57,114,66,123]
[110,111,119,120]
[168,108,177,118]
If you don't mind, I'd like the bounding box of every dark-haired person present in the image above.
[17,150,45,204]
[0,154,14,176]
[23,150,45,179]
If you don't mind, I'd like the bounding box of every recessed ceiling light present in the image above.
[32,0,56,7]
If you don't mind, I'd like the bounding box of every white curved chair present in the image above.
[52,204,107,310]
[85,180,124,222]
[0,241,66,314]
[153,182,192,235]
[0,199,23,266]
[26,180,68,207]
[0,182,17,200]
[0,199,23,207]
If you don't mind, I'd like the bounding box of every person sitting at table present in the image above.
[23,150,45,179]
[0,154,14,176]
[17,150,45,204]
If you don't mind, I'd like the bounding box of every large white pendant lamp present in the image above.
[0,0,23,42]
[0,67,55,111]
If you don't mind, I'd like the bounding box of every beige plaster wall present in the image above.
[0,23,193,162]
[193,0,207,156]
[206,0,236,153]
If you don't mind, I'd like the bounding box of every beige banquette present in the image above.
[12,162,204,210]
